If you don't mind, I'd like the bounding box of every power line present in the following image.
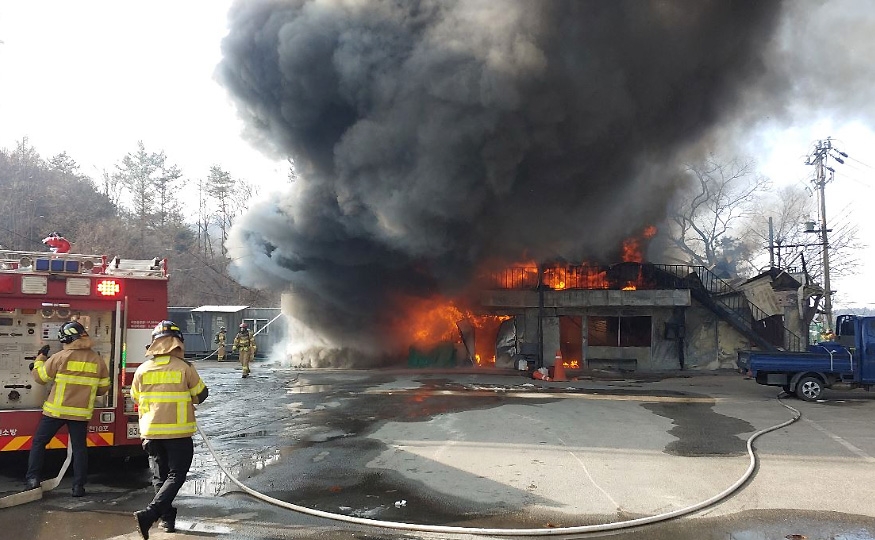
[845,154,873,169]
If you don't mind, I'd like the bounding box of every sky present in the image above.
[0,1,289,193]
[0,1,873,312]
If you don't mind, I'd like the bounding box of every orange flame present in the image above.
[622,226,657,263]
[398,297,469,347]
[395,295,510,365]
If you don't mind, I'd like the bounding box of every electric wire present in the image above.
[196,391,801,537]
[845,155,873,169]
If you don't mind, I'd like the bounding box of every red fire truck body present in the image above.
[0,249,168,457]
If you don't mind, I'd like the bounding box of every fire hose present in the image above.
[0,442,72,508]
[198,313,283,362]
[0,315,287,509]
[196,393,801,536]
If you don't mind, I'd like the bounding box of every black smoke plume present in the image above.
[217,0,785,356]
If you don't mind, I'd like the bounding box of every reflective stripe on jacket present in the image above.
[131,354,207,439]
[233,332,255,350]
[31,337,110,421]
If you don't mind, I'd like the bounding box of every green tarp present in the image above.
[408,342,457,367]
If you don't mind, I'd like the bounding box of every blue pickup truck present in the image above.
[737,315,875,401]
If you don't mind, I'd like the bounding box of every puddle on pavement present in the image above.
[288,384,334,394]
[184,443,289,497]
[268,471,486,525]
[642,399,753,456]
[265,472,875,539]
[230,430,269,438]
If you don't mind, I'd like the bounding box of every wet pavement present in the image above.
[1,361,874,539]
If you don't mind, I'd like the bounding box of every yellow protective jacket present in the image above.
[31,336,110,421]
[131,339,207,439]
[232,331,256,351]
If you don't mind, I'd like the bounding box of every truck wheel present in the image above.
[796,376,824,402]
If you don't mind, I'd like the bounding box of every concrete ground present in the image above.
[1,363,874,540]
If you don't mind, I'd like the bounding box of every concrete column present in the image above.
[542,316,560,366]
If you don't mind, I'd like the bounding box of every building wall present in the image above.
[480,287,766,372]
[681,307,748,370]
[482,289,692,371]
[167,307,286,358]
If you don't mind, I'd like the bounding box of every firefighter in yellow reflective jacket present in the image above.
[214,326,226,361]
[131,321,208,539]
[26,320,110,497]
[232,322,256,378]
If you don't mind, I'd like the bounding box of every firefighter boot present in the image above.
[25,478,40,490]
[159,507,177,533]
[134,509,156,540]
[72,484,86,497]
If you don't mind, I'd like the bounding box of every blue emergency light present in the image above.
[33,258,82,273]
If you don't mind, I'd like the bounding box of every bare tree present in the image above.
[666,155,770,278]
[742,183,862,284]
[195,175,213,257]
[287,157,298,183]
[96,168,124,208]
[0,138,44,250]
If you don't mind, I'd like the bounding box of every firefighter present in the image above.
[25,320,110,497]
[132,321,208,539]
[232,322,256,378]
[215,326,227,361]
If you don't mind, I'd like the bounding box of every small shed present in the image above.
[168,305,286,358]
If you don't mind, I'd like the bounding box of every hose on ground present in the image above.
[196,392,800,536]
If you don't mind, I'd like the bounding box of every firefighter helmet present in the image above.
[239,323,248,331]
[58,321,87,344]
[151,320,184,343]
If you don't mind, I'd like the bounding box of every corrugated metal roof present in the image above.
[190,305,249,313]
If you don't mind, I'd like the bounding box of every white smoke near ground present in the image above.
[216,0,875,361]
[275,292,390,367]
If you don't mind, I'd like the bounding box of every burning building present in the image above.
[215,1,801,367]
[479,259,809,373]
[395,226,810,373]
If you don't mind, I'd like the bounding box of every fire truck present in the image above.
[0,249,168,459]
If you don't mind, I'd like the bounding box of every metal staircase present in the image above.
[652,264,804,352]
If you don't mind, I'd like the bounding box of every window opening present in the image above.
[588,316,651,347]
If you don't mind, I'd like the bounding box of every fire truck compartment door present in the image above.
[0,309,114,409]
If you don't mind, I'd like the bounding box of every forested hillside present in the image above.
[0,138,276,307]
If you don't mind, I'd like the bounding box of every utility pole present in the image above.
[804,137,846,334]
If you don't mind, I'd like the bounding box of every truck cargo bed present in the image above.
[738,347,855,376]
